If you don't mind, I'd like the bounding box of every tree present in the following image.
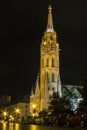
[39,110,48,118]
[48,92,70,115]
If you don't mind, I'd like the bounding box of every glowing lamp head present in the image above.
[15,108,20,113]
[3,111,7,116]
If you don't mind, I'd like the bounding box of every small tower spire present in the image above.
[35,73,40,94]
[57,74,62,97]
[31,86,34,95]
[46,5,54,32]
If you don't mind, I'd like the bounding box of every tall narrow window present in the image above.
[45,72,49,82]
[46,58,49,67]
[51,42,55,51]
[52,73,55,82]
[52,58,55,67]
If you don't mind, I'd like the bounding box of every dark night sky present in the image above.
[0,0,87,101]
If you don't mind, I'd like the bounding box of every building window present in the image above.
[46,58,49,67]
[46,72,49,82]
[52,73,55,82]
[52,58,55,67]
[51,42,56,51]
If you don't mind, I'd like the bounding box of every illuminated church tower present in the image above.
[40,5,62,110]
[30,5,62,115]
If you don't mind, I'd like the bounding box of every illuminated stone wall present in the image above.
[30,5,62,115]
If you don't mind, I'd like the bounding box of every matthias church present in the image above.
[30,5,83,116]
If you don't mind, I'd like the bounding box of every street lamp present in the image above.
[15,108,20,123]
[3,111,7,121]
[3,111,7,116]
[15,108,20,114]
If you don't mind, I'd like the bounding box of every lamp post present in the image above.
[3,111,7,122]
[15,108,20,123]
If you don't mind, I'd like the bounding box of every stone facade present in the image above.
[30,5,62,116]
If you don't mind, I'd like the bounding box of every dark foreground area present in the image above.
[0,123,86,130]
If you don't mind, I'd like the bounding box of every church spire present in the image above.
[46,5,54,32]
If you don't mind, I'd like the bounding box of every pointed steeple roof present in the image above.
[35,73,40,94]
[57,74,62,97]
[46,5,54,32]
[31,86,34,95]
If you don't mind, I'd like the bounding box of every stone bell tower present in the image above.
[40,5,62,111]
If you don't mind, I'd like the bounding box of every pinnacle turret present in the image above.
[46,5,54,32]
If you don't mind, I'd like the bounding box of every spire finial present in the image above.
[46,5,54,32]
[48,5,52,13]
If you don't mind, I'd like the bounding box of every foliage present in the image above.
[24,115,35,124]
[48,92,70,115]
[39,110,48,118]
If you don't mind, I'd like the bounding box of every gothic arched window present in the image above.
[52,73,55,82]
[52,58,55,67]
[45,72,49,82]
[46,58,49,67]
[51,42,56,51]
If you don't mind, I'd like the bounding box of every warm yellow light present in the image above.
[10,115,13,119]
[12,117,14,120]
[15,108,20,113]
[32,114,35,117]
[44,41,46,45]
[10,115,14,120]
[15,123,19,129]
[3,111,7,116]
[10,115,12,118]
[32,104,36,108]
